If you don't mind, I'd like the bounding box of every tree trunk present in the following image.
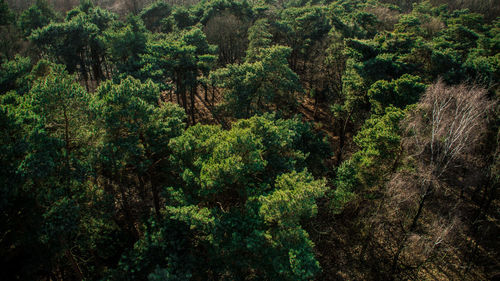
[60,238,84,281]
[391,184,431,276]
[190,85,196,124]
[336,110,352,166]
[151,182,161,218]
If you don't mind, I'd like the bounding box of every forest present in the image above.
[0,0,498,280]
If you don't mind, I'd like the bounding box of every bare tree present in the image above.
[203,11,249,66]
[124,0,149,14]
[386,80,494,277]
[409,81,491,177]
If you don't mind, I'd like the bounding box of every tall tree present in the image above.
[30,1,116,87]
[211,20,302,119]
[112,114,329,280]
[91,76,186,221]
[388,81,494,277]
[139,1,172,33]
[18,0,58,37]
[141,28,216,124]
[105,15,148,78]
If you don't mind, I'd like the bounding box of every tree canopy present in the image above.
[1,0,498,280]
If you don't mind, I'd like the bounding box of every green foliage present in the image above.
[332,107,405,213]
[0,62,122,280]
[0,107,24,210]
[463,19,500,87]
[30,2,117,81]
[3,1,499,280]
[172,6,195,30]
[169,113,330,198]
[353,107,405,182]
[0,55,32,95]
[330,159,357,214]
[27,65,89,138]
[0,106,43,280]
[18,62,91,178]
[338,3,499,125]
[194,0,254,25]
[141,27,216,122]
[140,1,172,33]
[0,59,63,101]
[245,18,272,62]
[277,6,330,70]
[368,74,426,113]
[0,4,21,62]
[105,15,148,77]
[234,113,331,176]
[211,45,302,118]
[157,114,328,279]
[19,62,91,179]
[92,76,186,176]
[141,27,216,86]
[109,217,195,280]
[326,0,384,38]
[169,122,266,201]
[101,114,330,280]
[0,0,14,26]
[19,0,58,37]
[259,170,327,225]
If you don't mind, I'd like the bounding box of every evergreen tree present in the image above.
[19,0,58,37]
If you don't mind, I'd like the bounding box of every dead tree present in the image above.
[388,80,493,277]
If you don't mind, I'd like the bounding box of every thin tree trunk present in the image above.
[63,107,72,188]
[190,86,196,124]
[119,174,138,238]
[391,185,431,276]
[336,110,352,166]
[204,84,208,102]
[151,182,161,218]
[138,174,147,201]
[312,90,318,119]
[60,238,84,281]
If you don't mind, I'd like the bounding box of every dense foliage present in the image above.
[1,0,498,280]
